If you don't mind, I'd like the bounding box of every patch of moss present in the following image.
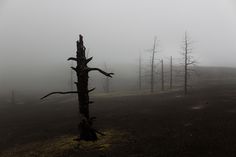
[0,129,129,157]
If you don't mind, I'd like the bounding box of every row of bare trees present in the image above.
[138,32,196,95]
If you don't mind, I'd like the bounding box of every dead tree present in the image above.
[41,35,114,141]
[170,56,173,89]
[182,32,196,95]
[150,37,157,93]
[161,59,164,91]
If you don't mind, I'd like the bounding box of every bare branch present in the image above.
[41,91,78,100]
[86,57,93,64]
[68,57,77,62]
[88,68,114,77]
[71,67,77,72]
[88,88,95,93]
[187,60,197,65]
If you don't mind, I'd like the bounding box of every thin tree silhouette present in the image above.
[181,32,196,95]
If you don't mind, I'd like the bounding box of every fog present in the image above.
[0,0,236,94]
[2,2,236,155]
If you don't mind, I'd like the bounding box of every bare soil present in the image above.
[1,79,236,157]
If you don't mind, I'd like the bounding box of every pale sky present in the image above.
[0,0,236,91]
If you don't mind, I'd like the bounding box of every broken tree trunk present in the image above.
[41,35,114,141]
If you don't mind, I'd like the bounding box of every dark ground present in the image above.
[1,79,236,157]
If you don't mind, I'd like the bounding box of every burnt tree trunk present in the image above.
[75,36,94,140]
[41,35,114,141]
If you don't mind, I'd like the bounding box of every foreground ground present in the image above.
[1,79,236,156]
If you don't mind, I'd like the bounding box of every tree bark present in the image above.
[75,35,97,140]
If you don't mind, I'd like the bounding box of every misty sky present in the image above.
[0,0,236,91]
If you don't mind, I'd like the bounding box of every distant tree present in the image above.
[181,32,196,95]
[149,37,157,93]
[41,35,114,141]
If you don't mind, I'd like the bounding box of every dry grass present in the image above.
[0,129,128,157]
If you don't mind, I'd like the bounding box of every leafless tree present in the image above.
[149,37,157,93]
[41,35,114,141]
[181,32,196,95]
